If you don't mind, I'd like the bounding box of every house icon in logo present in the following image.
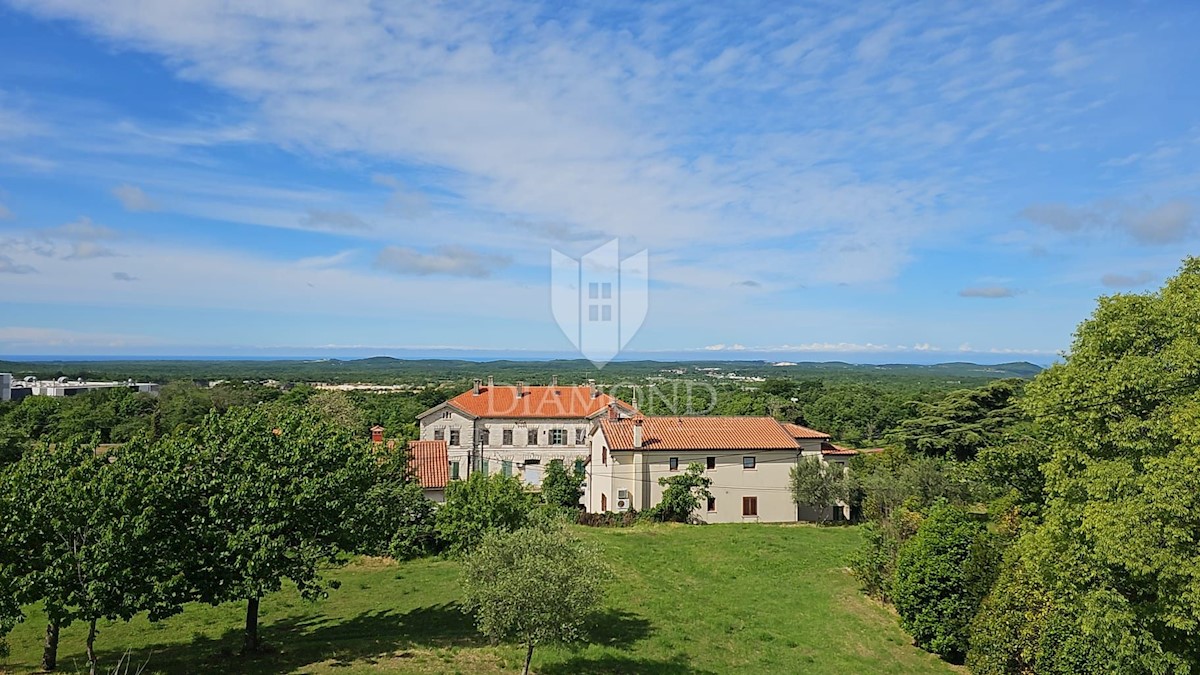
[550,239,648,367]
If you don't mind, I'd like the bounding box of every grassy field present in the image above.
[1,524,955,674]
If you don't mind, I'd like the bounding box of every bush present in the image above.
[892,503,999,663]
[436,472,533,556]
[848,506,922,601]
[648,463,711,523]
[540,460,585,509]
[576,509,641,528]
[354,453,439,559]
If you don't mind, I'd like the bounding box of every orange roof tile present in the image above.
[600,416,802,451]
[820,441,858,456]
[782,422,831,440]
[442,385,631,419]
[408,440,449,489]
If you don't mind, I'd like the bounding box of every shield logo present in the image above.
[550,239,648,367]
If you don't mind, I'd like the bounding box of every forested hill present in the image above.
[0,357,1042,386]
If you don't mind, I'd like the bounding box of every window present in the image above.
[480,429,490,446]
[573,458,585,475]
[502,429,513,446]
[742,456,756,469]
[451,461,460,480]
[501,460,512,477]
[742,496,758,516]
[481,459,489,474]
[441,411,451,420]
[707,496,717,512]
[602,446,608,465]
[528,429,538,445]
[433,428,444,441]
[588,282,614,322]
[449,429,460,446]
[601,493,607,511]
[575,428,586,445]
[669,457,679,471]
[549,429,567,445]
[706,456,716,470]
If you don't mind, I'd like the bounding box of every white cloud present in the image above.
[1100,271,1154,288]
[42,216,118,241]
[299,209,369,231]
[0,201,12,220]
[374,245,510,278]
[111,271,138,281]
[0,326,157,349]
[1021,199,1196,245]
[0,254,36,274]
[112,183,158,211]
[959,286,1020,298]
[63,241,119,260]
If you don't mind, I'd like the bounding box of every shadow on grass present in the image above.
[69,604,660,674]
[539,653,716,675]
[79,602,480,674]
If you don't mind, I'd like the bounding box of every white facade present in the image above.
[417,408,594,485]
[587,422,852,523]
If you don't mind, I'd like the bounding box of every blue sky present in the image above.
[0,1,1197,363]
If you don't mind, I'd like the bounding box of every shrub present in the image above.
[648,462,711,523]
[540,460,585,509]
[436,472,533,556]
[892,503,999,663]
[848,506,922,601]
[461,524,610,675]
[576,509,640,528]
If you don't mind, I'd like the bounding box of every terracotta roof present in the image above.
[782,423,831,440]
[408,440,449,489]
[441,385,630,419]
[820,441,858,456]
[600,416,802,451]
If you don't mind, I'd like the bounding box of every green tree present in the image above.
[461,524,611,675]
[650,462,712,523]
[304,389,366,433]
[789,455,845,521]
[166,407,374,652]
[890,379,1026,460]
[971,257,1200,673]
[892,503,999,663]
[540,459,585,509]
[436,472,533,556]
[353,449,439,560]
[0,439,188,673]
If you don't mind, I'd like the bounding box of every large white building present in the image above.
[416,377,634,486]
[0,374,159,401]
[588,415,858,523]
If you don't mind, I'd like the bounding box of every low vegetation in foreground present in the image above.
[1,525,954,675]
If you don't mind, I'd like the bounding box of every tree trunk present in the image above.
[243,597,260,653]
[41,621,60,671]
[86,618,98,675]
[523,641,534,675]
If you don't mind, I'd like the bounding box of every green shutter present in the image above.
[574,458,585,475]
[502,460,512,477]
[451,461,460,480]
[481,459,489,475]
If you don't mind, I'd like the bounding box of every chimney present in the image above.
[473,378,482,395]
[517,381,525,398]
[633,417,643,448]
[608,401,618,420]
[487,375,494,389]
[550,375,558,387]
[371,425,384,444]
[588,378,597,398]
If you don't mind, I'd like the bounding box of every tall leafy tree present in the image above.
[167,407,375,652]
[540,459,585,509]
[0,438,186,673]
[971,258,1200,672]
[890,379,1027,460]
[436,472,533,556]
[461,524,611,675]
[789,455,846,521]
[892,503,1000,663]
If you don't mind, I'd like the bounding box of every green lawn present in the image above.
[1,524,955,674]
